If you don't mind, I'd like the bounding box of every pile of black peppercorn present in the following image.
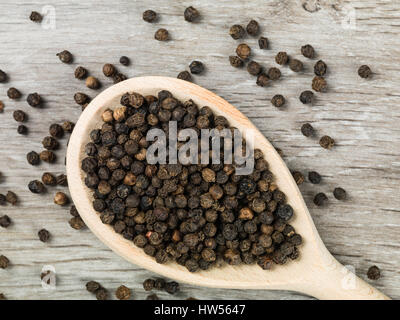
[81,90,302,272]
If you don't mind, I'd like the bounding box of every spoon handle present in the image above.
[299,257,390,300]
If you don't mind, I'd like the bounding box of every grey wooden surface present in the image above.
[0,0,399,300]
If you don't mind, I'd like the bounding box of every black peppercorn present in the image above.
[358,65,372,78]
[289,59,303,72]
[42,136,59,150]
[189,61,204,74]
[333,187,346,200]
[271,95,285,108]
[258,37,268,49]
[367,265,381,280]
[155,28,168,41]
[313,193,328,206]
[38,229,51,242]
[177,71,192,82]
[28,180,46,194]
[314,60,327,76]
[308,171,321,184]
[27,151,40,165]
[184,6,200,22]
[13,110,26,122]
[0,215,11,228]
[56,50,73,63]
[247,61,262,76]
[267,67,281,80]
[49,123,64,138]
[229,56,243,68]
[30,11,42,22]
[275,52,288,65]
[301,123,315,137]
[8,88,21,100]
[319,135,334,149]
[301,44,315,58]
[299,90,314,104]
[143,10,157,22]
[246,19,259,36]
[229,25,245,40]
[312,76,327,92]
[120,56,130,66]
[74,66,87,79]
[27,93,41,107]
[17,125,28,135]
[0,70,7,83]
[236,43,251,60]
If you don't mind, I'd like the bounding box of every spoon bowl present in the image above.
[66,76,389,299]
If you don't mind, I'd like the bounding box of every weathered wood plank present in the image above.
[0,0,399,300]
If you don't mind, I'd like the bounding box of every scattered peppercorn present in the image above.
[301,123,315,137]
[5,191,17,205]
[29,11,42,22]
[0,70,7,83]
[28,180,46,194]
[0,255,10,269]
[301,44,315,59]
[184,6,200,22]
[271,94,285,108]
[312,76,327,92]
[292,171,305,185]
[38,229,51,242]
[258,37,268,49]
[299,90,314,104]
[13,110,26,122]
[289,59,303,72]
[56,50,73,63]
[247,61,262,76]
[17,124,28,135]
[319,135,335,149]
[268,67,281,80]
[256,73,269,87]
[358,65,372,79]
[69,216,85,230]
[367,265,381,280]
[49,123,64,138]
[40,150,56,163]
[333,187,346,200]
[103,64,116,77]
[120,56,130,66]
[54,192,68,205]
[165,281,180,295]
[236,43,251,60]
[96,288,108,300]
[275,52,288,65]
[42,172,57,186]
[62,121,75,133]
[246,19,259,36]
[313,193,328,206]
[155,28,169,41]
[0,215,11,228]
[115,285,131,300]
[86,281,101,293]
[42,136,59,150]
[308,171,321,184]
[143,10,157,23]
[314,60,327,76]
[74,92,89,105]
[8,88,21,100]
[27,151,40,165]
[189,61,204,74]
[74,66,87,79]
[86,76,100,90]
[229,56,243,68]
[27,93,41,107]
[143,278,155,291]
[229,25,245,40]
[177,71,192,82]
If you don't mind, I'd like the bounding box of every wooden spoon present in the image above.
[66,76,389,300]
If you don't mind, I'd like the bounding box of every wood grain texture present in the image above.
[0,0,399,300]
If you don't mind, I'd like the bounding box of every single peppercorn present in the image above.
[42,172,57,186]
[0,255,10,269]
[113,72,127,83]
[184,6,200,22]
[155,28,168,41]
[17,124,28,135]
[292,171,305,185]
[247,61,262,76]
[120,56,130,66]
[86,76,100,90]
[38,229,51,242]
[275,52,288,65]
[189,61,204,74]
[143,9,157,22]
[358,65,372,78]
[271,94,285,108]
[319,135,335,149]
[246,19,259,36]
[229,56,243,68]
[314,60,327,76]
[177,71,192,82]
[289,59,303,72]
[49,123,64,138]
[30,11,42,22]
[56,50,73,63]
[268,67,281,80]
[27,151,40,165]
[103,64,116,77]
[96,288,108,300]
[308,171,321,184]
[256,73,269,87]
[333,187,346,200]
[74,66,87,79]
[86,281,101,293]
[165,281,180,294]
[28,180,46,194]
[62,121,75,133]
[115,285,131,300]
[313,193,328,206]
[258,37,268,49]
[367,265,381,280]
[54,192,68,205]
[236,43,251,60]
[27,93,42,107]
[74,92,89,105]
[0,70,7,83]
[42,136,59,150]
[299,90,314,104]
[13,110,26,122]
[143,278,155,291]
[301,123,315,137]
[301,44,315,58]
[40,150,56,163]
[0,215,11,228]
[6,191,17,205]
[69,216,85,230]
[312,76,327,92]
[8,88,21,100]
[229,25,245,40]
